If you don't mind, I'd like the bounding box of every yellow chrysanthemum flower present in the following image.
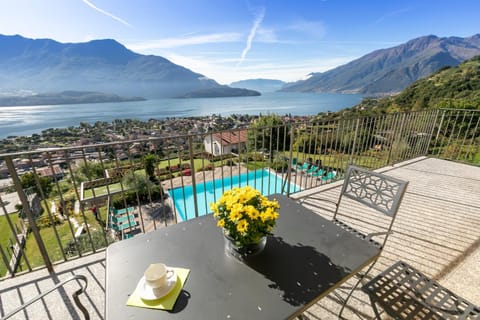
[245,205,259,219]
[229,207,243,221]
[210,186,280,247]
[236,219,249,233]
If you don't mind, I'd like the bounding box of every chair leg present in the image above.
[338,260,377,319]
[370,299,383,320]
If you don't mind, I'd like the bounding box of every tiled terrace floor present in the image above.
[0,157,479,319]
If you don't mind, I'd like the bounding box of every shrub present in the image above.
[35,215,62,229]
[225,159,236,166]
[64,229,114,257]
[271,160,288,172]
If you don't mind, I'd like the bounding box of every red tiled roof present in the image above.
[211,130,248,146]
[36,165,63,177]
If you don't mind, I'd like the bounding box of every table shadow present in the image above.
[244,236,350,307]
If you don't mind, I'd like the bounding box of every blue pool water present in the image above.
[168,169,300,221]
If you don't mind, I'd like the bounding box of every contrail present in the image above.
[238,7,265,66]
[82,0,132,28]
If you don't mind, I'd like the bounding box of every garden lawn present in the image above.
[22,211,106,269]
[83,182,123,199]
[0,213,19,276]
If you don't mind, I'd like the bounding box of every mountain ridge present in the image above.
[0,34,253,99]
[281,34,480,95]
[327,55,480,119]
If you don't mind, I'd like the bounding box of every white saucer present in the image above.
[138,269,177,300]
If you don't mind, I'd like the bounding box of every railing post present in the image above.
[389,113,407,165]
[434,109,446,148]
[188,136,200,218]
[5,156,54,274]
[285,124,295,197]
[426,109,441,156]
[349,118,361,165]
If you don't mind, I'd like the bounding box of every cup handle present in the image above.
[166,269,175,279]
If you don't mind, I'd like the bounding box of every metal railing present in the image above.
[431,109,480,163]
[0,108,478,278]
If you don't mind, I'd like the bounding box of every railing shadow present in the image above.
[0,255,105,320]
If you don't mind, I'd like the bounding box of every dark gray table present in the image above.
[105,194,380,319]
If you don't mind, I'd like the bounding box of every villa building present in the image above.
[203,129,248,156]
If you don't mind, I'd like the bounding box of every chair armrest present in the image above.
[1,274,89,320]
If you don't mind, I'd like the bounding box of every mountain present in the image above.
[282,34,480,95]
[230,79,286,93]
[355,55,480,113]
[0,90,145,107]
[177,87,260,98]
[0,34,252,99]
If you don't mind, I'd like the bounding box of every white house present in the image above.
[204,130,248,156]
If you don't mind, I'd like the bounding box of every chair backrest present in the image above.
[333,165,408,247]
[335,165,408,218]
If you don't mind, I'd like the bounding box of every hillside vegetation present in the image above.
[334,56,480,118]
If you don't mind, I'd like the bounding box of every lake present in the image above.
[0,92,362,138]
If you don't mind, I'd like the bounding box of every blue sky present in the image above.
[1,0,479,84]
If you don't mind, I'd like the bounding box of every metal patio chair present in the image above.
[298,165,409,318]
[0,274,89,320]
[363,260,480,319]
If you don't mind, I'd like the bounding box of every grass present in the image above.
[21,210,107,270]
[0,213,19,276]
[84,182,123,199]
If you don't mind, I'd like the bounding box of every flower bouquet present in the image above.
[210,186,280,258]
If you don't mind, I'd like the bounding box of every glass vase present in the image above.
[224,234,267,261]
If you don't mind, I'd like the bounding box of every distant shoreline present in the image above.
[0,91,146,107]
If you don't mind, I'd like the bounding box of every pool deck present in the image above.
[160,165,250,191]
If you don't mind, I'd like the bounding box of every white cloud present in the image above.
[163,52,355,85]
[127,33,242,51]
[82,0,132,27]
[255,27,279,43]
[238,7,265,66]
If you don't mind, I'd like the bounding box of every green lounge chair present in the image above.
[305,165,319,174]
[295,162,309,171]
[321,170,337,181]
[310,168,325,177]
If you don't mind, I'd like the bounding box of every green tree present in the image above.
[19,172,53,197]
[248,114,290,154]
[143,154,158,182]
[74,162,105,183]
[114,170,165,207]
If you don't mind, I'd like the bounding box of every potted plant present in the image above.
[210,186,280,260]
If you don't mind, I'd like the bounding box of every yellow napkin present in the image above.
[126,267,190,310]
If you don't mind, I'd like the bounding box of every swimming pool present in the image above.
[168,169,300,221]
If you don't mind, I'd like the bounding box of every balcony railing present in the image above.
[0,108,478,278]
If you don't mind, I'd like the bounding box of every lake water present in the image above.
[0,92,362,138]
